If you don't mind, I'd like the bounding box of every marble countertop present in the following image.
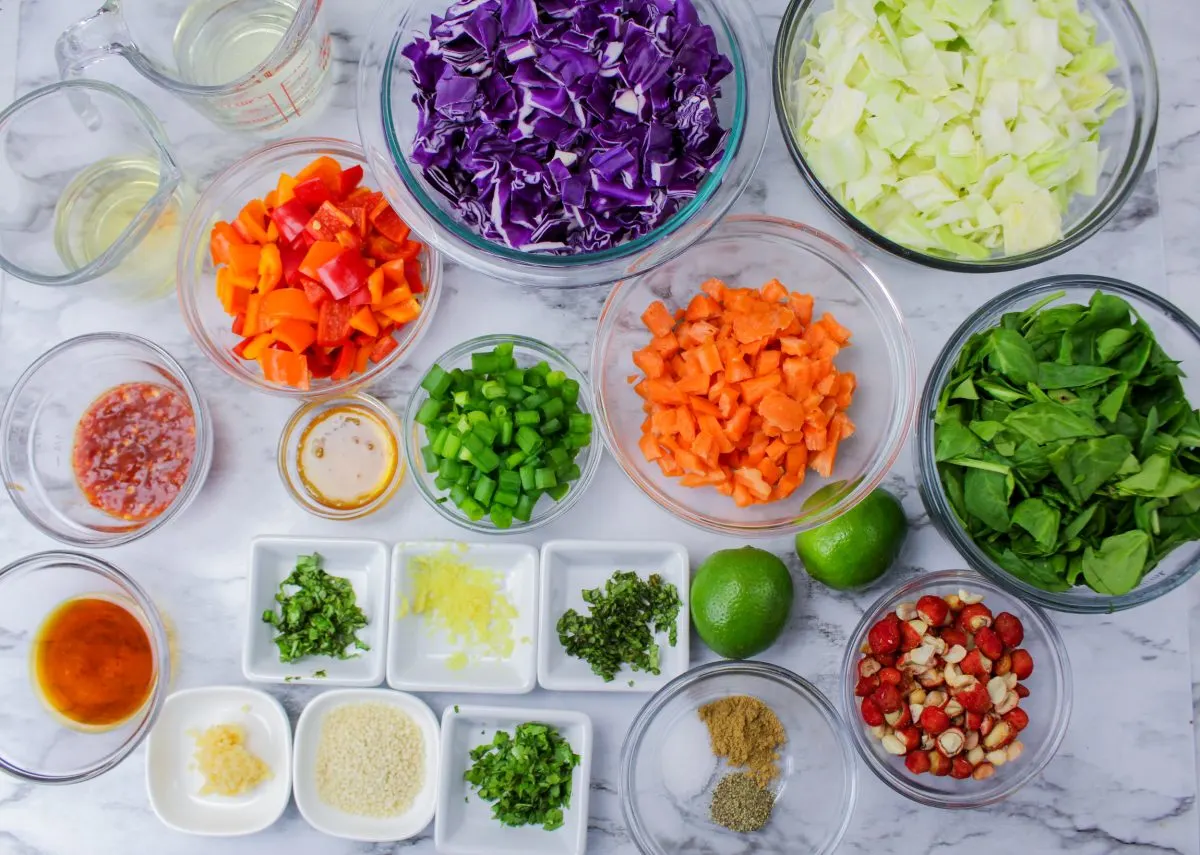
[2,0,1199,852]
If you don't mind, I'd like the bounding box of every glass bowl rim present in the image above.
[176,135,444,399]
[0,331,213,548]
[401,333,604,534]
[840,569,1073,809]
[618,659,859,855]
[277,391,408,520]
[770,0,1160,273]
[916,274,1200,612]
[591,213,917,536]
[0,549,172,784]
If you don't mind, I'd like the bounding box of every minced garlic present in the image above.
[192,723,271,796]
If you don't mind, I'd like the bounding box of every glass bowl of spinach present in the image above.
[917,276,1200,613]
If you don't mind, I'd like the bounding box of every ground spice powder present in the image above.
[698,695,787,788]
[709,772,775,833]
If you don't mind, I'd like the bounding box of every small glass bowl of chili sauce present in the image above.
[0,333,213,548]
[277,392,405,519]
[0,551,171,784]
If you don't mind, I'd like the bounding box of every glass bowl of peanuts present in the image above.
[841,569,1072,809]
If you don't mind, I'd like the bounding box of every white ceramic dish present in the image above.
[537,540,690,692]
[292,688,439,841]
[387,542,538,694]
[145,686,291,836]
[244,536,388,686]
[435,705,593,855]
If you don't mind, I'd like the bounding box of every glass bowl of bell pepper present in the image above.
[178,137,443,396]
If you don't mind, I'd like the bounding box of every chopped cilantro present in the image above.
[464,722,580,831]
[313,670,327,678]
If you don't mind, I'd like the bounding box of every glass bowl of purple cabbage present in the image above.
[357,0,770,287]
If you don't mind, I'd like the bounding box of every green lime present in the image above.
[690,546,793,659]
[795,487,907,590]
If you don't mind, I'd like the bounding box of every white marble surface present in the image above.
[1,0,1199,853]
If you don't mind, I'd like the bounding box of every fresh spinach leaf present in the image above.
[1004,402,1105,443]
[1047,434,1132,505]
[988,328,1039,385]
[1037,362,1118,388]
[1081,530,1149,595]
[1011,498,1060,551]
[963,467,1012,532]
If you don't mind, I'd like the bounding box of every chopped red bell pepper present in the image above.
[335,229,363,251]
[372,205,411,245]
[305,201,355,243]
[365,234,407,262]
[280,240,307,286]
[331,343,357,381]
[338,165,364,198]
[316,250,373,301]
[300,276,331,311]
[370,334,399,363]
[231,313,246,336]
[308,346,335,379]
[293,176,332,209]
[270,198,313,244]
[347,285,373,307]
[316,299,356,347]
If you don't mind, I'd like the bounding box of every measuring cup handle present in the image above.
[55,1,133,79]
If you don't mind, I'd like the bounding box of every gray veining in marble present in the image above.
[1,0,1199,852]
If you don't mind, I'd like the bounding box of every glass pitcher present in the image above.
[56,0,332,133]
[0,80,188,294]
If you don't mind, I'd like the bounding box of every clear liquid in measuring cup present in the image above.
[172,0,331,128]
[53,155,190,298]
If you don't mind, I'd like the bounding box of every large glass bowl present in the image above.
[773,0,1158,272]
[620,660,857,855]
[356,0,770,288]
[0,552,171,784]
[0,333,212,548]
[917,276,1200,612]
[177,137,442,397]
[403,334,603,534]
[841,570,1072,809]
[592,214,916,537]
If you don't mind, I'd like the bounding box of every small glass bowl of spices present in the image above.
[0,551,171,784]
[278,393,405,520]
[0,332,213,548]
[620,660,858,855]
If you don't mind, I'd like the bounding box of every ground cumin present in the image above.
[698,695,787,788]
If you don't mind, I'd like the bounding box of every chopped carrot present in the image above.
[628,277,856,507]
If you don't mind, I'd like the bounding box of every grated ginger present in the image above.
[191,723,271,796]
[398,545,518,668]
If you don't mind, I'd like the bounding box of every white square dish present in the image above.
[537,540,690,692]
[435,705,592,855]
[145,686,291,836]
[292,688,439,842]
[387,542,538,694]
[244,536,388,686]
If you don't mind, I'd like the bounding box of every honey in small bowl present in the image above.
[34,596,154,729]
[298,403,399,510]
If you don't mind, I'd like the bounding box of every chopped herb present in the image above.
[556,570,682,682]
[464,722,580,831]
[284,675,300,683]
[262,552,370,663]
[935,290,1200,595]
[628,680,635,687]
[454,705,460,713]
[313,670,327,678]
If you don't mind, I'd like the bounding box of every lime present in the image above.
[690,547,793,659]
[795,486,907,590]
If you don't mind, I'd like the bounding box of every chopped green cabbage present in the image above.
[788,0,1128,260]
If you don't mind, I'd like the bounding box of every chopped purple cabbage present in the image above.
[402,0,733,254]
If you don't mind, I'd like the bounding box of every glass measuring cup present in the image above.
[56,0,332,133]
[0,80,188,293]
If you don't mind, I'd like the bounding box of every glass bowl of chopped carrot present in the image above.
[178,137,443,397]
[592,214,916,536]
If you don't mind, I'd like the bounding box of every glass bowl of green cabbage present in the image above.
[772,0,1157,272]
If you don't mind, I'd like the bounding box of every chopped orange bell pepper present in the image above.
[349,306,380,338]
[240,332,275,361]
[271,318,316,353]
[276,172,297,206]
[259,348,310,390]
[210,221,245,267]
[257,243,283,294]
[227,243,262,278]
[367,267,386,305]
[259,287,319,325]
[298,241,342,281]
[295,156,343,194]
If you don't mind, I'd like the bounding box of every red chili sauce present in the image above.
[72,382,196,521]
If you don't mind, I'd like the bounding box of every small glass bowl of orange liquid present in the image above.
[277,392,406,520]
[0,552,170,784]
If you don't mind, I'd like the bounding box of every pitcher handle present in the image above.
[55,0,133,78]
[55,1,133,128]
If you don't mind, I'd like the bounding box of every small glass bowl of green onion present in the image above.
[403,335,602,533]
